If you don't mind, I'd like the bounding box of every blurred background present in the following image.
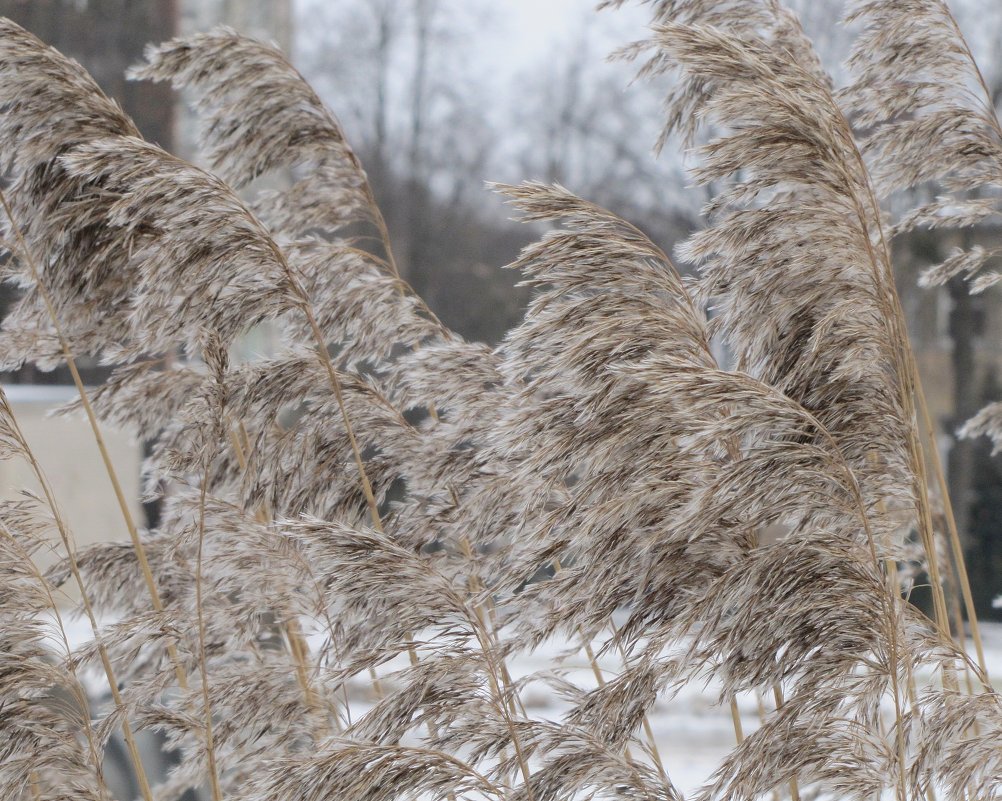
[1,0,1002,622]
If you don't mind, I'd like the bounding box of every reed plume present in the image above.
[0,4,999,801]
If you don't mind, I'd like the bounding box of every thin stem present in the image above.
[755,690,784,801]
[829,92,956,650]
[468,616,535,799]
[228,417,378,730]
[914,374,989,680]
[0,528,109,797]
[225,421,319,712]
[725,371,908,801]
[450,543,535,794]
[730,698,744,744]
[435,566,534,797]
[771,685,801,801]
[604,623,676,781]
[298,296,383,529]
[363,182,402,281]
[195,462,223,801]
[545,553,671,780]
[765,30,956,663]
[260,237,437,727]
[577,631,643,770]
[0,391,154,801]
[461,534,527,719]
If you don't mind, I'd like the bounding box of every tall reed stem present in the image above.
[770,685,800,801]
[913,370,989,678]
[195,460,223,801]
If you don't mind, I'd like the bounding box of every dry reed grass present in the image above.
[0,2,1001,800]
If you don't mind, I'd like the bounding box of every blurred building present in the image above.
[0,386,141,591]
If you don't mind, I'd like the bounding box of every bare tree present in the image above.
[294,0,531,341]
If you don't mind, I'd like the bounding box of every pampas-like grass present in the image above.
[0,3,1000,801]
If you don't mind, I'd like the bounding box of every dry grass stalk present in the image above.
[0,4,1001,801]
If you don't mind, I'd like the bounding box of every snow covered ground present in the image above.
[318,620,1002,795]
[498,625,1002,794]
[54,616,1002,797]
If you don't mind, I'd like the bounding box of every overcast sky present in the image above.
[476,1,646,78]
[470,0,1000,80]
[291,0,656,176]
[292,1,648,85]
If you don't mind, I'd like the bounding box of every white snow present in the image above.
[52,613,1002,797]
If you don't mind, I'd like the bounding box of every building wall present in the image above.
[0,386,142,601]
